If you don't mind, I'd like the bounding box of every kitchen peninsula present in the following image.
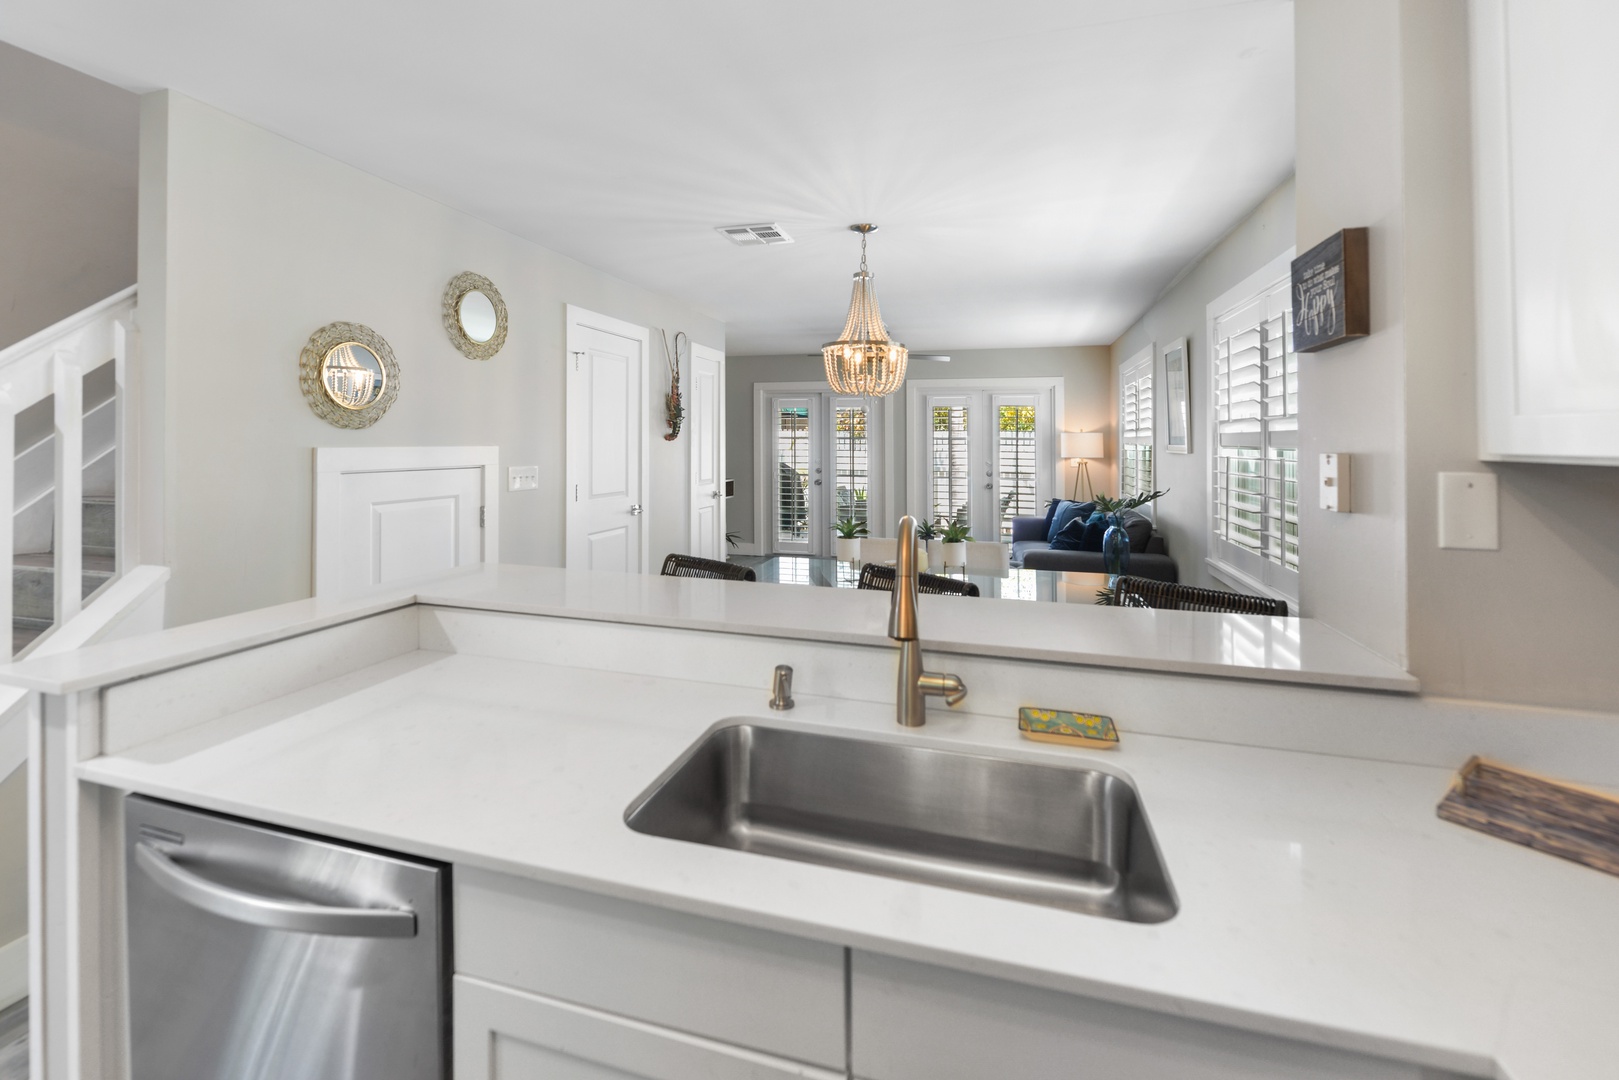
[8,565,1618,1080]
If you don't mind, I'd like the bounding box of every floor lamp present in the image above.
[1061,431,1105,502]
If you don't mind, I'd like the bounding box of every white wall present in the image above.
[1110,179,1296,592]
[0,41,137,351]
[138,92,723,625]
[725,347,1112,549]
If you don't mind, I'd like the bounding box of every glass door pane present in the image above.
[772,397,820,554]
[929,400,971,527]
[992,398,1038,541]
[832,402,871,533]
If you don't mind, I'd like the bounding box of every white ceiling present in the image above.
[0,0,1294,355]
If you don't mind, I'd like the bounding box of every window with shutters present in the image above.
[1209,257,1299,601]
[1118,348,1154,499]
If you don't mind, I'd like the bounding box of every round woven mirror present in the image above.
[298,321,401,428]
[443,271,508,360]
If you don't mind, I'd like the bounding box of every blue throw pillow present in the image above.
[1047,500,1095,544]
[1079,510,1110,552]
[1041,498,1062,537]
[1049,514,1089,551]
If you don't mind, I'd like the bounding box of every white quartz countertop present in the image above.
[0,564,1417,694]
[79,648,1616,1080]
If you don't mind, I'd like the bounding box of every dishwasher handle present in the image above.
[135,841,418,939]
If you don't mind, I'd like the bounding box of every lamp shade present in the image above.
[1062,431,1105,460]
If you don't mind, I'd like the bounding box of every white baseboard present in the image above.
[0,935,25,1011]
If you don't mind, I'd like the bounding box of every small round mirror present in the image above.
[458,290,498,343]
[443,272,508,360]
[320,341,387,410]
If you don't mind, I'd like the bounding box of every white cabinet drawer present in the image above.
[455,868,845,1069]
[455,975,844,1080]
[851,952,1451,1080]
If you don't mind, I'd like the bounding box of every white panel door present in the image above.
[336,467,482,590]
[567,310,649,572]
[688,345,725,560]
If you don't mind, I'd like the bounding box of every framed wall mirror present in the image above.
[298,321,401,428]
[443,271,508,360]
[1162,337,1190,454]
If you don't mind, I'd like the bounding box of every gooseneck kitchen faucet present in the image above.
[889,515,968,726]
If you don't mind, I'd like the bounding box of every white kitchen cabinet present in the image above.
[455,867,846,1069]
[454,975,844,1080]
[850,952,1468,1080]
[1472,0,1619,464]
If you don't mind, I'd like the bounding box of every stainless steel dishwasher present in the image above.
[124,795,448,1080]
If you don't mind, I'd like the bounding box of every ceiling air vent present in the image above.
[717,223,793,246]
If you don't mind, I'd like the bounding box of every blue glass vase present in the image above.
[1101,513,1131,576]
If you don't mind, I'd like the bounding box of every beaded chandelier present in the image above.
[822,224,908,397]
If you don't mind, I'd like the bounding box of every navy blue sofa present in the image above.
[1009,513,1179,582]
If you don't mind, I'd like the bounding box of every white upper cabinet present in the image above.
[1472,0,1619,463]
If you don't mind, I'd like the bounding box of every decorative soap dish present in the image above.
[1018,707,1119,749]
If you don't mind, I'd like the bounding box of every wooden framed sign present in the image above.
[1290,227,1369,353]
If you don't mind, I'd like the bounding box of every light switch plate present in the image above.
[1437,472,1499,550]
[508,465,539,492]
[1320,453,1351,512]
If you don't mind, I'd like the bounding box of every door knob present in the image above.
[629,504,644,516]
[814,480,823,486]
[713,491,722,499]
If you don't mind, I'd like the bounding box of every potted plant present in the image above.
[915,518,943,569]
[939,519,973,568]
[1090,489,1168,576]
[833,517,867,562]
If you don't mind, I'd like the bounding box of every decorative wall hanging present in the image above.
[1290,228,1369,352]
[442,271,509,360]
[822,223,908,397]
[298,321,400,429]
[660,328,686,441]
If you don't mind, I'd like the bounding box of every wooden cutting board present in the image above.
[1437,756,1619,878]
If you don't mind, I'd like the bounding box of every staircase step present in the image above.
[82,496,115,553]
[12,557,115,622]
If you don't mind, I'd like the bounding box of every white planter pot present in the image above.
[835,537,862,562]
[914,543,930,573]
[927,539,945,567]
[942,541,967,568]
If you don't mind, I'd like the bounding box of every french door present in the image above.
[913,387,1054,543]
[767,392,883,555]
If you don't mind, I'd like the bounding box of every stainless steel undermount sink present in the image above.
[624,721,1176,923]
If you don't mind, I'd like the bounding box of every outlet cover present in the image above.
[508,465,539,492]
[1437,472,1498,550]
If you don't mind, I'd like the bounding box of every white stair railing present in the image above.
[0,286,137,659]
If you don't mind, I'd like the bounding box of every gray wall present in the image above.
[0,41,137,351]
[1110,179,1296,592]
[139,92,723,625]
[0,769,22,947]
[1396,1,1619,712]
[1294,0,1410,667]
[725,347,1112,549]
[1116,2,1619,713]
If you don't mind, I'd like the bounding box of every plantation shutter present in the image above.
[1119,351,1154,499]
[1211,276,1299,597]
